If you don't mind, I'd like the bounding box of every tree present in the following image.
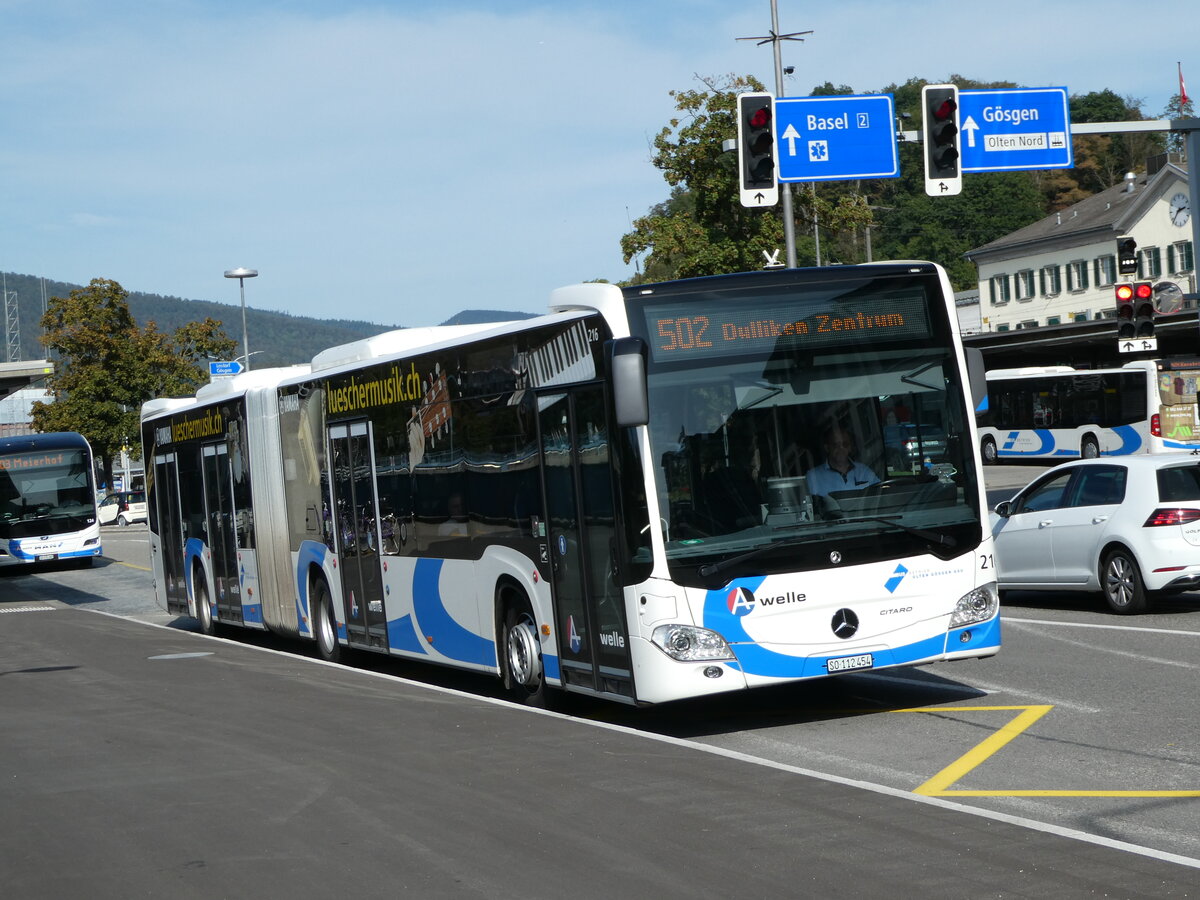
[31,278,236,488]
[620,74,871,282]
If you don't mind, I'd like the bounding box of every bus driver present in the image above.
[806,422,880,498]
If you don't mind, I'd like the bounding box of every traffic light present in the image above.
[736,92,779,208]
[1117,236,1138,275]
[1132,282,1155,337]
[1115,282,1154,339]
[922,84,962,197]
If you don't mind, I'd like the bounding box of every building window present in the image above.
[1019,319,1039,330]
[1046,316,1061,326]
[996,323,1010,332]
[1014,269,1034,300]
[989,274,1011,304]
[1140,247,1162,278]
[1168,241,1195,274]
[1094,254,1116,287]
[1067,259,1089,291]
[1073,312,1089,322]
[1039,264,1062,297]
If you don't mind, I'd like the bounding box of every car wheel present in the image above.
[1081,436,1100,460]
[1101,548,1148,614]
[981,437,998,466]
[118,514,129,527]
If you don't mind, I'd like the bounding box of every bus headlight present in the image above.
[651,624,735,662]
[950,584,998,628]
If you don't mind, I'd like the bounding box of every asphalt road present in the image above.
[4,481,1200,896]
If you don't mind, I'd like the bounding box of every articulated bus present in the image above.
[0,431,102,567]
[141,264,1000,706]
[977,359,1200,464]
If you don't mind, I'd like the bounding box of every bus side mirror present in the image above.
[608,337,649,428]
[965,347,986,414]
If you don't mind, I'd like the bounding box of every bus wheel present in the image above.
[1081,436,1100,459]
[980,437,998,466]
[313,577,342,664]
[195,575,216,635]
[1102,548,1148,615]
[501,596,549,707]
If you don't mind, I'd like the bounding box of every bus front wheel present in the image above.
[981,437,998,466]
[1081,436,1100,459]
[313,576,342,663]
[500,593,550,707]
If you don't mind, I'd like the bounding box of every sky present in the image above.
[0,0,1194,330]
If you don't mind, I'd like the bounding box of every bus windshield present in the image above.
[0,446,96,538]
[629,267,982,585]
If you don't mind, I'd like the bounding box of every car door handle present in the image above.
[1038,520,1053,528]
[1092,516,1109,524]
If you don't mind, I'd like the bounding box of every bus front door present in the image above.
[538,389,633,700]
[152,452,187,615]
[328,422,387,650]
[201,443,242,624]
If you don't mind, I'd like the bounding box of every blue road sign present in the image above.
[774,94,900,183]
[209,360,244,377]
[958,87,1072,173]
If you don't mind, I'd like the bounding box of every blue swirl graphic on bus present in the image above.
[412,558,494,665]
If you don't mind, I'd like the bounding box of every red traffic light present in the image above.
[932,97,957,121]
[1115,283,1135,302]
[1134,282,1153,300]
[748,106,771,129]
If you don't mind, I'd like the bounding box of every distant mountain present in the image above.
[0,273,533,367]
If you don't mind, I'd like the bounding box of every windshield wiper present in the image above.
[832,514,957,550]
[697,534,821,579]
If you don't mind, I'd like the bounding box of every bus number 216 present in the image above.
[658,316,713,352]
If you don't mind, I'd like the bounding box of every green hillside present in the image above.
[0,273,533,368]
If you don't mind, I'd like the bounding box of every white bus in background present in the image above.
[141,263,1000,707]
[0,431,101,567]
[978,360,1200,464]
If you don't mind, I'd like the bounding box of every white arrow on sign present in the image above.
[961,115,979,148]
[781,123,802,157]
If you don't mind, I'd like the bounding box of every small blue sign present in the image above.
[208,360,244,377]
[958,87,1072,173]
[774,94,900,183]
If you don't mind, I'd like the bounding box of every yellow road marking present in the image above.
[109,560,151,571]
[892,705,1200,798]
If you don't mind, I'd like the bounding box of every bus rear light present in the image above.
[1143,508,1200,527]
[1151,413,1161,437]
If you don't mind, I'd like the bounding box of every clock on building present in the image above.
[1169,191,1190,227]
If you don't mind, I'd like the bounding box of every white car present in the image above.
[991,453,1200,614]
[98,490,148,527]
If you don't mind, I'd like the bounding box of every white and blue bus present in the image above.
[977,359,1200,464]
[141,264,1000,706]
[0,431,102,567]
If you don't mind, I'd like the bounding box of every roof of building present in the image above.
[965,162,1188,262]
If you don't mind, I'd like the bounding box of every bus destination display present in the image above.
[644,291,933,363]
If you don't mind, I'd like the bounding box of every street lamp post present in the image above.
[223,267,258,371]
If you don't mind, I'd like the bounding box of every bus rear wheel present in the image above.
[1081,436,1100,459]
[313,577,342,663]
[195,575,215,635]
